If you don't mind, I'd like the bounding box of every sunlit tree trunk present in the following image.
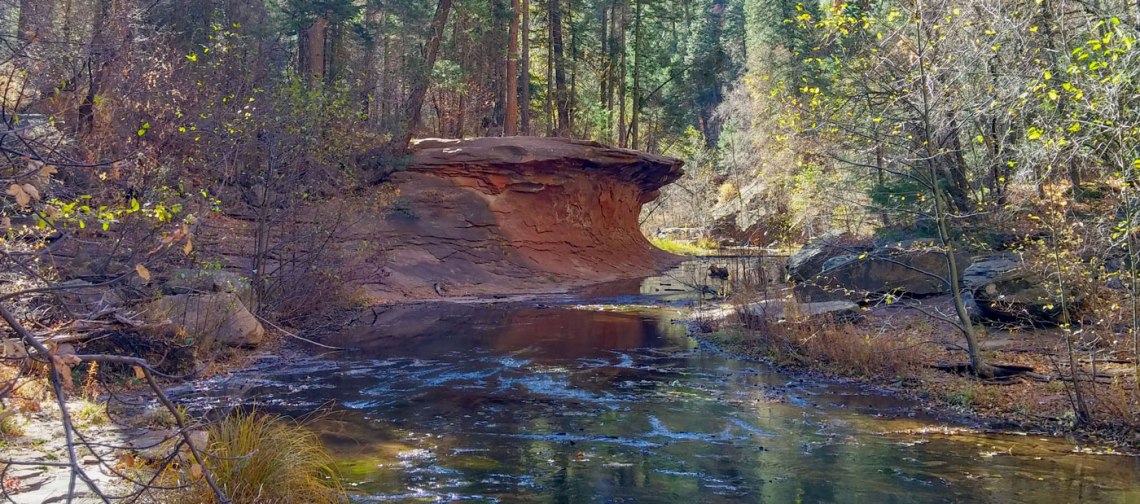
[299,18,329,87]
[618,0,627,147]
[631,0,641,150]
[521,0,531,134]
[398,0,454,151]
[550,0,569,136]
[506,0,520,135]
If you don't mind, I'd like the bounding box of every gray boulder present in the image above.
[786,231,872,282]
[817,247,967,296]
[965,253,1068,324]
[146,292,264,348]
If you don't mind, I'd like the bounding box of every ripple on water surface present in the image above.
[173,277,1140,503]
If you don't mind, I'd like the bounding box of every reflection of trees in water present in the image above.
[639,256,787,298]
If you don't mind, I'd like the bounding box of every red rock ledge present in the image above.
[361,136,684,300]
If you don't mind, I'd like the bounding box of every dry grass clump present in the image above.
[175,410,344,504]
[0,408,23,437]
[72,399,110,427]
[766,320,929,379]
[736,310,931,380]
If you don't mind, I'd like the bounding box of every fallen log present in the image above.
[930,362,1036,378]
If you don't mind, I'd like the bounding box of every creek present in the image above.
[173,260,1140,503]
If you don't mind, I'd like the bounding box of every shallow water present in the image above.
[176,262,1140,503]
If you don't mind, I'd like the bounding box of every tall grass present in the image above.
[177,411,344,504]
[649,237,717,256]
[732,309,929,379]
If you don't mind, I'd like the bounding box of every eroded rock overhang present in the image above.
[356,136,685,299]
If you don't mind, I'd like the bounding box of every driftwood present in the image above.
[1,303,234,503]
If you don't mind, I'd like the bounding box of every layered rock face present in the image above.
[356,137,685,301]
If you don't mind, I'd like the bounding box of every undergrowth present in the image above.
[714,307,930,380]
[650,237,717,256]
[174,410,344,504]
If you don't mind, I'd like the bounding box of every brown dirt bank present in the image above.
[696,294,1140,450]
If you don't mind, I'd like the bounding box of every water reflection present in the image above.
[171,265,1140,503]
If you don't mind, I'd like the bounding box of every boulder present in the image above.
[961,253,1021,290]
[786,231,873,282]
[965,253,1068,324]
[146,292,264,348]
[816,247,968,297]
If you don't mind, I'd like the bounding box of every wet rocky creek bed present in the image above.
[171,260,1140,503]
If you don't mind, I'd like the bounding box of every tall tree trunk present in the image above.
[521,0,531,135]
[490,0,506,131]
[77,0,115,136]
[631,0,641,150]
[618,0,627,147]
[550,0,569,135]
[600,3,608,106]
[568,0,577,136]
[363,7,385,124]
[545,5,554,136]
[607,0,617,141]
[398,0,454,152]
[380,28,392,129]
[453,12,468,138]
[301,18,330,87]
[506,0,520,135]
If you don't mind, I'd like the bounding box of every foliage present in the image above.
[72,399,110,427]
[176,411,344,504]
[649,236,717,256]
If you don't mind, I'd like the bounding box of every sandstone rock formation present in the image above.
[355,137,686,301]
[199,137,685,304]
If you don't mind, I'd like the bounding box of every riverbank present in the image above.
[690,294,1140,451]
[0,330,298,503]
[160,290,1140,502]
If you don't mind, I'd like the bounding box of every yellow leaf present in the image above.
[135,264,151,281]
[133,365,146,380]
[183,239,193,255]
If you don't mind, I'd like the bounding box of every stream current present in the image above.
[173,260,1140,503]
